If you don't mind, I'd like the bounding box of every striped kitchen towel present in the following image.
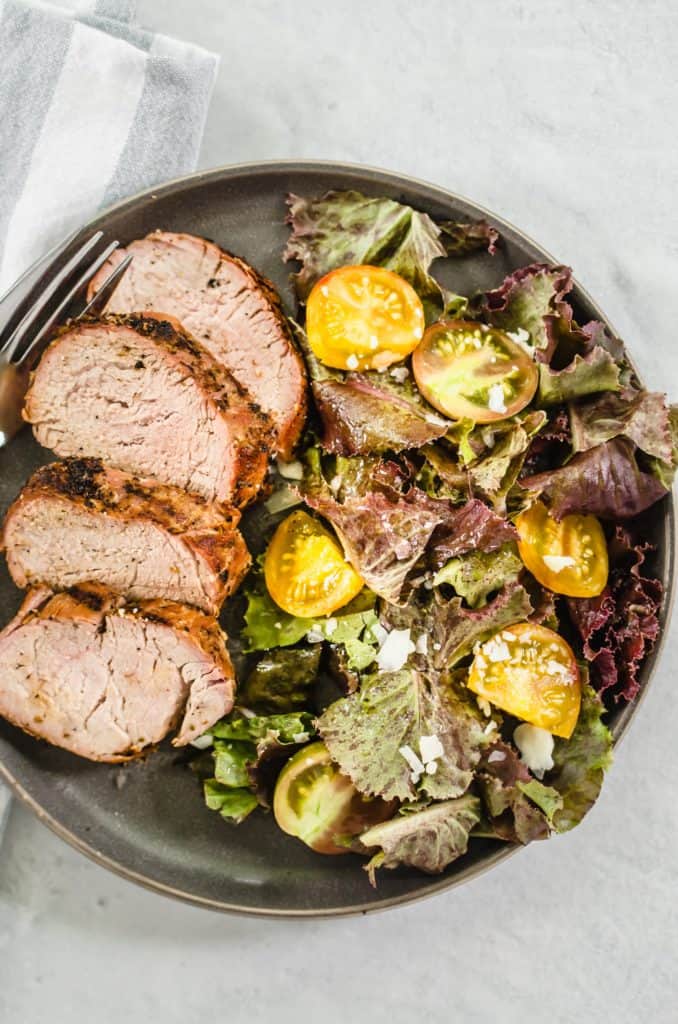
[0,0,218,842]
[0,0,219,292]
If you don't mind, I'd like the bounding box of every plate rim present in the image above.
[1,158,674,918]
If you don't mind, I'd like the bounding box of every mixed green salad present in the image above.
[194,190,677,883]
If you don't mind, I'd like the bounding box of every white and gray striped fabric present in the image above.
[0,0,219,839]
[0,0,219,292]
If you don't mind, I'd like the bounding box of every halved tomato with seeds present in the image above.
[412,320,538,422]
[305,264,425,371]
[273,742,396,854]
[467,622,581,738]
[516,500,608,598]
[264,509,363,618]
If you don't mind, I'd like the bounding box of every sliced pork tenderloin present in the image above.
[0,583,235,761]
[87,232,307,457]
[2,458,250,614]
[24,314,274,507]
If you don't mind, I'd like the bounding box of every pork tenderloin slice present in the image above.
[24,314,273,507]
[0,584,235,761]
[2,458,250,614]
[88,232,307,457]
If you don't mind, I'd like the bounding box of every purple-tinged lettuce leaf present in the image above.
[520,438,668,520]
[439,219,499,257]
[433,544,523,608]
[476,741,554,843]
[284,190,460,317]
[537,346,621,406]
[521,405,571,477]
[570,390,676,463]
[547,685,613,831]
[567,528,663,702]
[318,668,487,802]
[312,375,449,455]
[648,405,678,488]
[384,581,533,671]
[306,485,450,603]
[430,497,518,566]
[475,263,574,357]
[360,795,481,882]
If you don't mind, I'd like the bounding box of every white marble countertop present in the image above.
[1,2,677,1021]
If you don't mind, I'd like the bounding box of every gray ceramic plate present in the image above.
[0,161,674,917]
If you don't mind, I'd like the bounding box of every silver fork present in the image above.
[0,231,132,447]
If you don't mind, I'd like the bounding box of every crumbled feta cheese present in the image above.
[487,383,507,414]
[542,554,576,573]
[399,744,425,781]
[432,642,441,651]
[419,734,444,765]
[477,696,492,717]
[190,732,213,750]
[485,637,511,662]
[324,618,338,636]
[487,748,506,763]
[415,633,429,655]
[371,622,389,646]
[329,475,342,494]
[425,761,438,775]
[513,723,554,778]
[274,621,282,629]
[265,485,302,515]
[546,659,569,677]
[484,721,498,735]
[390,366,409,383]
[293,732,310,744]
[276,458,304,480]
[320,285,329,297]
[306,627,324,643]
[346,354,359,370]
[507,327,531,348]
[377,628,416,671]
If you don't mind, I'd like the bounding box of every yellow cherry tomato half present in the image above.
[264,509,363,618]
[305,264,426,371]
[516,500,608,598]
[273,742,396,854]
[467,622,581,738]
[411,319,538,423]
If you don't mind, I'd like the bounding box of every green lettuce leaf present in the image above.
[476,263,573,354]
[213,740,253,788]
[383,581,533,670]
[240,647,322,713]
[319,668,487,802]
[520,437,668,520]
[569,390,676,462]
[212,712,315,745]
[203,781,258,824]
[439,219,499,256]
[465,411,548,513]
[284,190,468,318]
[476,743,553,845]
[433,543,523,607]
[243,575,379,669]
[548,685,613,832]
[361,795,481,881]
[537,347,621,405]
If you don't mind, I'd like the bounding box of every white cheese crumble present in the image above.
[546,659,569,677]
[276,458,304,480]
[293,731,310,744]
[265,485,302,515]
[513,723,554,778]
[390,366,410,383]
[485,637,511,663]
[377,628,416,671]
[419,734,444,764]
[415,633,429,655]
[487,383,507,414]
[487,748,506,763]
[542,554,576,573]
[324,618,338,636]
[306,626,325,643]
[346,354,360,370]
[371,622,389,646]
[399,744,425,783]
[190,733,213,750]
[425,761,438,775]
[477,696,493,717]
